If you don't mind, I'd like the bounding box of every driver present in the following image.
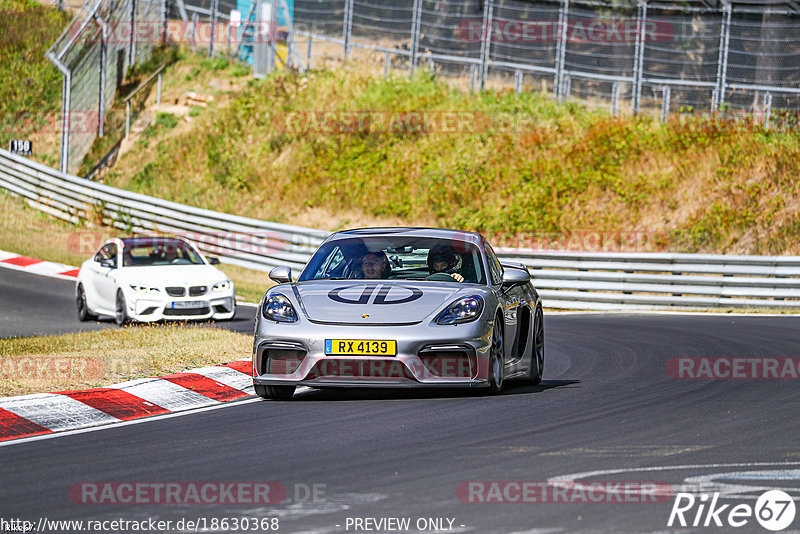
[427,245,464,282]
[360,251,391,279]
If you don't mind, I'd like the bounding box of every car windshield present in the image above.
[298,236,486,284]
[121,239,204,266]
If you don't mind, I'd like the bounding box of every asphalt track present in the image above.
[2,267,800,533]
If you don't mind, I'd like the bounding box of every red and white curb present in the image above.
[0,249,80,280]
[0,359,254,442]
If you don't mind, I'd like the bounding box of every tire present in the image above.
[115,289,129,326]
[254,384,296,400]
[525,305,545,385]
[486,316,505,395]
[76,284,96,322]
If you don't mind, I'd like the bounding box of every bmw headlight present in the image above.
[435,295,484,325]
[130,285,160,295]
[212,280,232,292]
[262,294,298,323]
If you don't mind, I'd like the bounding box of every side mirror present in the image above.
[100,258,116,269]
[207,256,221,265]
[501,268,530,288]
[269,266,292,284]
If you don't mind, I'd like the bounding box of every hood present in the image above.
[117,264,228,287]
[291,280,473,325]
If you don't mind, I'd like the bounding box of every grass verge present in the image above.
[0,325,251,397]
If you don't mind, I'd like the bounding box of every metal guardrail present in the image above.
[2,149,800,310]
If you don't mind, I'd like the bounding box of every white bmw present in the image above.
[76,237,236,325]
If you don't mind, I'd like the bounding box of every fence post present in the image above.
[130,0,138,67]
[208,0,218,56]
[409,0,422,76]
[267,0,278,73]
[157,71,162,105]
[161,0,168,44]
[470,64,478,92]
[660,85,670,122]
[563,75,571,100]
[479,0,494,91]
[631,0,647,114]
[97,14,107,138]
[191,12,198,51]
[611,82,620,115]
[713,2,732,111]
[764,92,772,128]
[514,69,522,93]
[125,100,131,138]
[306,33,313,70]
[342,0,354,60]
[554,0,569,102]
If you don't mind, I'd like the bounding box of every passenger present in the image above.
[360,252,391,279]
[427,245,464,282]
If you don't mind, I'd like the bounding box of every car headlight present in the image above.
[262,294,298,323]
[130,285,160,295]
[212,280,232,292]
[435,295,484,325]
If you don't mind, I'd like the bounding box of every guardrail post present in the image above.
[479,0,494,91]
[306,33,313,70]
[713,2,732,111]
[125,100,131,138]
[660,85,671,122]
[631,0,647,114]
[514,69,523,94]
[611,82,620,115]
[342,0,354,60]
[554,0,570,102]
[409,0,422,76]
[384,52,391,77]
[764,91,772,128]
[562,74,571,100]
[469,64,478,92]
[208,0,218,56]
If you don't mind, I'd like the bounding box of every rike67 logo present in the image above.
[668,490,796,531]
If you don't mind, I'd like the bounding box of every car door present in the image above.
[485,241,522,367]
[85,243,119,312]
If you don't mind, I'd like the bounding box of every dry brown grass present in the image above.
[0,324,251,396]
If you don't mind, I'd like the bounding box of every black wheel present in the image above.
[526,305,545,385]
[254,384,296,400]
[487,316,504,394]
[76,284,95,322]
[115,290,129,326]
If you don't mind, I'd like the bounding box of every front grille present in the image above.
[418,349,476,378]
[189,285,207,296]
[166,287,185,297]
[163,306,210,316]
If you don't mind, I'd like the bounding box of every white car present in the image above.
[76,237,236,325]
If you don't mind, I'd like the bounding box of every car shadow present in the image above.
[290,379,581,402]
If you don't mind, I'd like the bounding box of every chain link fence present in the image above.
[46,0,167,175]
[294,0,800,124]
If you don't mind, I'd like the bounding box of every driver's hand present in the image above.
[451,273,464,282]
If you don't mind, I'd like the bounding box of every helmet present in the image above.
[427,244,462,274]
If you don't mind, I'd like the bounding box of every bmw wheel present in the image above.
[526,305,545,385]
[115,290,129,326]
[76,284,96,322]
[487,316,504,394]
[254,384,296,400]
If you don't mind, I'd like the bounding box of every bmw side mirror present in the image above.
[100,258,116,269]
[269,266,292,284]
[501,268,530,288]
[207,256,221,265]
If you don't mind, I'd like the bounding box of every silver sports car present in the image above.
[252,228,544,400]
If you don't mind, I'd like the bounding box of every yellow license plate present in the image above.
[325,339,397,356]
